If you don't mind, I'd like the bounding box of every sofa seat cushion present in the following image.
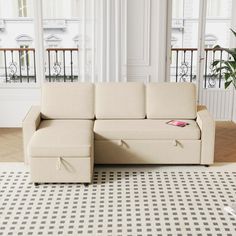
[29,120,94,157]
[94,120,200,140]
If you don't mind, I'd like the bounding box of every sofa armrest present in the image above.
[196,105,215,164]
[22,106,41,164]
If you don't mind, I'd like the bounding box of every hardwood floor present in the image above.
[214,121,236,162]
[0,121,236,162]
[0,128,24,162]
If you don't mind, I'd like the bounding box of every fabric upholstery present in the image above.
[146,82,197,119]
[95,82,145,119]
[94,119,200,140]
[41,82,94,119]
[22,106,41,164]
[95,140,201,164]
[30,157,93,183]
[29,120,94,157]
[197,105,215,164]
[22,83,215,169]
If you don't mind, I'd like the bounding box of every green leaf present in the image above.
[216,66,231,72]
[224,73,231,80]
[213,45,222,50]
[227,60,236,69]
[225,81,232,89]
[213,29,236,90]
[221,48,236,61]
[225,62,235,72]
[212,60,220,67]
[230,28,236,38]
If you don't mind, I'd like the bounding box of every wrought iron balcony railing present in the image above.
[46,48,79,82]
[171,47,227,88]
[0,47,227,88]
[0,48,79,84]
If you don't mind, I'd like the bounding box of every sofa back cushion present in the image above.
[146,82,197,119]
[95,82,145,119]
[41,82,94,119]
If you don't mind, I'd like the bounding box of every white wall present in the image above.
[232,90,236,123]
[0,88,40,127]
[199,88,234,121]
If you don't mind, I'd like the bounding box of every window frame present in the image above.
[18,0,28,17]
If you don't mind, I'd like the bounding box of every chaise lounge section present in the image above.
[23,83,94,183]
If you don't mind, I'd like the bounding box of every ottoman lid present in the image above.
[28,120,93,158]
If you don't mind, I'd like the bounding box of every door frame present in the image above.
[230,0,236,122]
[196,0,207,104]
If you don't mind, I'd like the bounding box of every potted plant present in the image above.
[212,29,236,89]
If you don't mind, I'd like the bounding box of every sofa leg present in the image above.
[84,183,89,187]
[34,183,40,186]
[204,164,210,167]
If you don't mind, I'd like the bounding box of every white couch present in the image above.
[23,82,215,183]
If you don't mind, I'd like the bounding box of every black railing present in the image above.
[0,48,36,83]
[46,48,79,82]
[171,48,228,88]
[0,48,79,83]
[0,47,228,87]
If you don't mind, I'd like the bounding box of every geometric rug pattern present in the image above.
[0,168,236,235]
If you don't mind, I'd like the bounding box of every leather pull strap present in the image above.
[118,139,123,146]
[173,139,178,146]
[56,157,62,170]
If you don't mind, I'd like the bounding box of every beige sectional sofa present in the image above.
[23,82,215,184]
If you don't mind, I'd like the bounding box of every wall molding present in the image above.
[127,0,150,66]
[126,74,150,83]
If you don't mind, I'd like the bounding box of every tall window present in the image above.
[0,44,3,82]
[18,0,28,17]
[207,0,221,17]
[71,0,80,18]
[43,0,64,18]
[172,0,183,19]
[20,45,29,68]
[42,0,80,82]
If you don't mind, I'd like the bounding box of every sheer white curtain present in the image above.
[79,0,127,82]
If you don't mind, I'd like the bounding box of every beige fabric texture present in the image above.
[23,83,216,173]
[30,157,93,183]
[22,106,41,164]
[146,82,197,119]
[95,82,145,119]
[94,119,200,140]
[41,82,94,119]
[95,140,201,164]
[29,120,94,157]
[197,105,215,164]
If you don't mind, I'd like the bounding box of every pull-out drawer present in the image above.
[30,157,93,183]
[95,140,201,164]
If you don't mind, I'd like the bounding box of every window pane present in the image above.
[42,0,80,82]
[170,0,200,83]
[0,0,35,83]
[204,0,232,88]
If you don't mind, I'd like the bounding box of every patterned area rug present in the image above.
[0,165,236,236]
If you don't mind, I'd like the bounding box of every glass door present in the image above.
[169,0,200,84]
[202,0,232,89]
[168,0,234,120]
[199,0,234,120]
